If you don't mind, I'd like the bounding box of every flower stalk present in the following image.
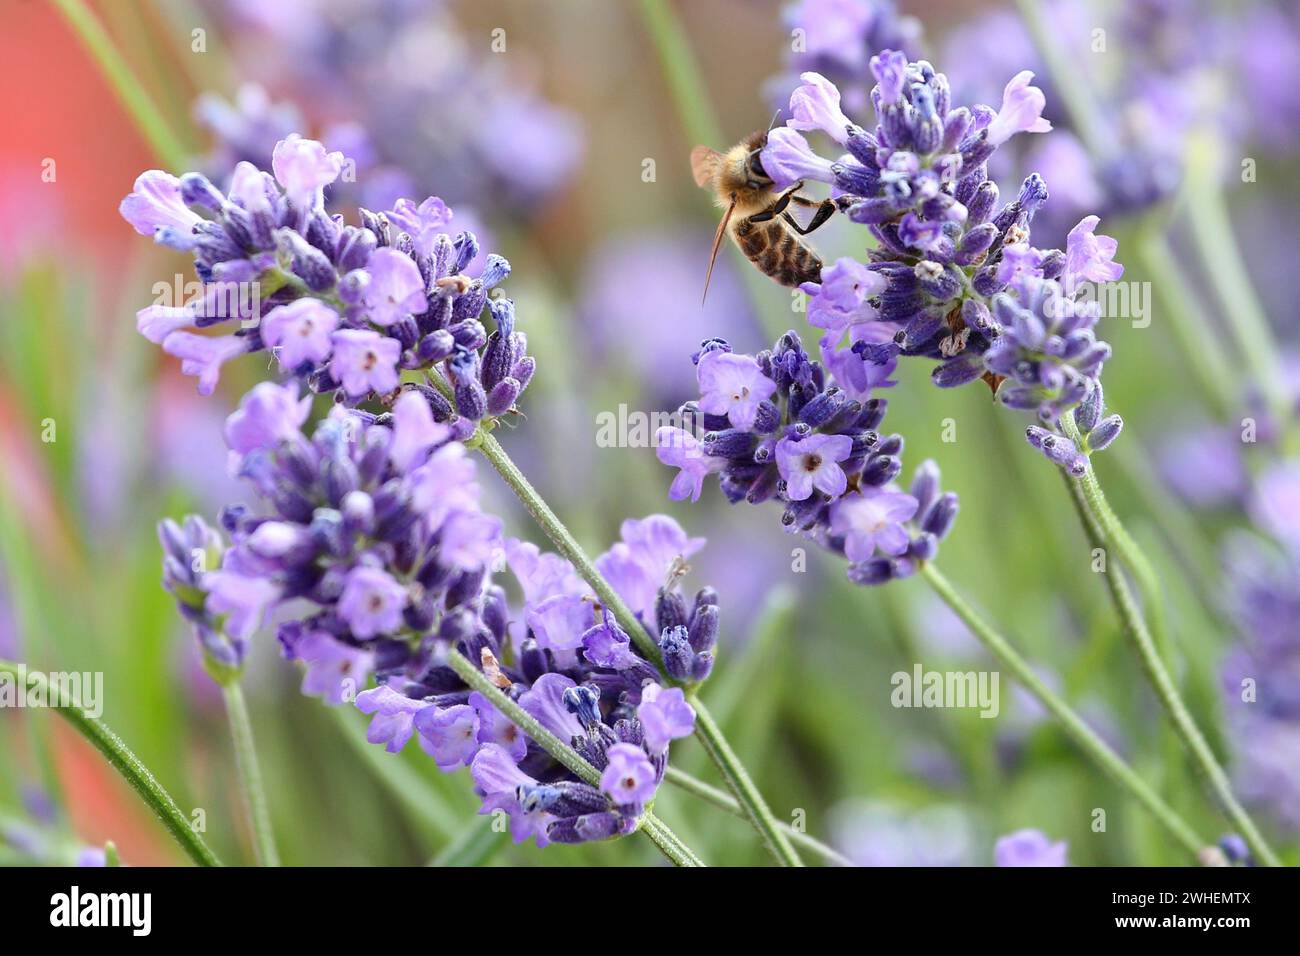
[914,568,1209,862]
[53,0,190,169]
[0,659,222,867]
[1057,474,1282,867]
[664,767,849,865]
[221,682,280,867]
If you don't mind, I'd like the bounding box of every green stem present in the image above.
[0,660,221,866]
[635,0,725,147]
[52,0,190,170]
[686,697,803,866]
[640,812,706,867]
[331,707,461,843]
[1183,132,1296,453]
[474,430,802,865]
[664,767,849,865]
[1012,0,1110,158]
[633,0,790,340]
[445,648,704,867]
[1057,472,1281,867]
[914,569,1209,862]
[475,433,665,670]
[1134,230,1239,418]
[221,683,280,867]
[1061,418,1172,667]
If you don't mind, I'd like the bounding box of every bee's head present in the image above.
[742,130,772,189]
[720,130,773,198]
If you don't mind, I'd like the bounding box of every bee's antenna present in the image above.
[767,109,783,132]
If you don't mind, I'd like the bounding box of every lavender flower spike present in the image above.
[119,135,533,420]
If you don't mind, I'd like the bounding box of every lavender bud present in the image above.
[562,684,602,733]
[910,460,941,517]
[655,587,689,634]
[340,490,375,536]
[847,557,896,586]
[417,330,456,363]
[702,429,756,459]
[687,602,719,652]
[909,532,939,561]
[753,399,781,433]
[932,355,985,388]
[921,492,960,538]
[1086,414,1123,451]
[179,172,224,210]
[659,625,695,681]
[861,454,902,486]
[691,653,714,682]
[510,356,536,391]
[449,319,487,351]
[966,180,999,225]
[1074,382,1104,432]
[484,377,520,417]
[454,377,488,421]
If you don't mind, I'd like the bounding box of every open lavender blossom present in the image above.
[159,388,706,845]
[657,331,957,586]
[765,59,1127,471]
[121,136,533,424]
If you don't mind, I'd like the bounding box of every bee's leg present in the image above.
[782,198,836,236]
[744,180,812,224]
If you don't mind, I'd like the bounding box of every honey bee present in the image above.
[691,130,836,302]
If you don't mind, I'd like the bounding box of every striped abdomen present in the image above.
[733,218,823,288]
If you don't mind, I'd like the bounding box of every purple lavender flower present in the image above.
[1250,460,1300,557]
[337,567,409,639]
[360,248,427,327]
[328,330,401,399]
[761,60,1127,468]
[201,3,583,216]
[777,432,853,500]
[600,743,659,807]
[161,389,718,847]
[788,71,855,144]
[1219,535,1300,831]
[355,684,423,754]
[828,486,918,561]
[119,171,203,239]
[260,299,339,372]
[994,829,1069,866]
[289,629,374,705]
[594,515,706,620]
[984,71,1052,146]
[655,426,718,503]
[413,704,480,771]
[1062,215,1124,295]
[761,127,839,192]
[384,198,453,259]
[831,800,975,867]
[655,331,958,588]
[120,136,531,419]
[696,346,778,431]
[804,257,886,333]
[637,683,696,753]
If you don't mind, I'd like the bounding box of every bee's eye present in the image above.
[746,150,769,181]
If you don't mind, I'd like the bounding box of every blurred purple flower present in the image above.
[994,829,1068,866]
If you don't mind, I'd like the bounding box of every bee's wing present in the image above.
[702,198,736,305]
[690,145,722,188]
